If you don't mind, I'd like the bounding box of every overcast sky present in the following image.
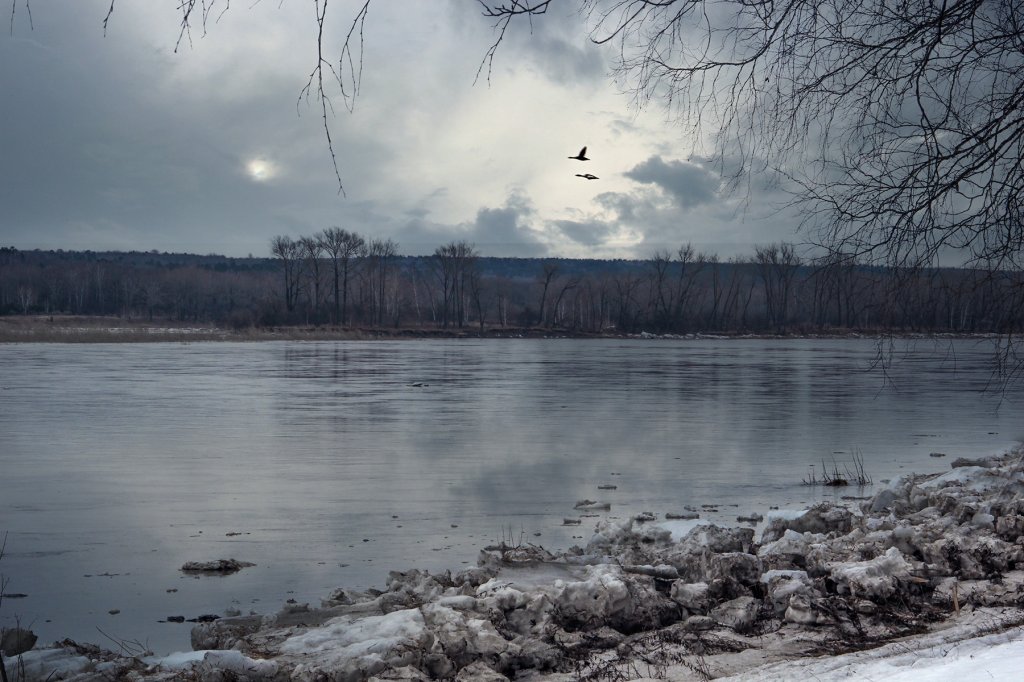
[0,1,803,260]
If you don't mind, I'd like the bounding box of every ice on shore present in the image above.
[9,445,1024,682]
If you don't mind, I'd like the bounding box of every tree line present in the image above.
[1,239,1022,335]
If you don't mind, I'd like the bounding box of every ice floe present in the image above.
[8,445,1024,681]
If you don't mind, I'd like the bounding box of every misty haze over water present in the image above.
[0,337,1020,654]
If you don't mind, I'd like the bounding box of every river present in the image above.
[0,337,1020,654]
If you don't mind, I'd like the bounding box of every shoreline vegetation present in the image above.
[0,315,1008,344]
[3,246,1022,341]
[4,447,1024,681]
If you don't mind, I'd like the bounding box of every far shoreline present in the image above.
[0,314,1003,344]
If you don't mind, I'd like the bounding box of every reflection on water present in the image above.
[0,338,1020,654]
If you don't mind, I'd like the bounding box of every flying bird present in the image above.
[568,146,590,161]
[575,173,599,180]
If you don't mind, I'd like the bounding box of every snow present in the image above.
[723,612,1024,681]
[279,608,429,663]
[144,649,278,676]
[144,650,207,669]
[1,648,92,679]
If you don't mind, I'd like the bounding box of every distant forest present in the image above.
[1,237,1022,335]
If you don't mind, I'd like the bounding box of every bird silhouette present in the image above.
[568,146,590,161]
[575,173,599,180]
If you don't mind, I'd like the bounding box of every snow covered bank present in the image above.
[6,445,1024,681]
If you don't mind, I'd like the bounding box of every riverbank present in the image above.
[5,446,1023,681]
[0,314,1001,344]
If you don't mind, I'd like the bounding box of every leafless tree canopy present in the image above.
[478,0,1024,271]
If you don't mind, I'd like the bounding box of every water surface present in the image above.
[0,337,1019,654]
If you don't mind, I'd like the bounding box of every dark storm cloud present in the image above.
[624,156,722,208]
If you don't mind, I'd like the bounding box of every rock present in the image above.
[623,564,679,580]
[586,518,672,552]
[423,603,514,669]
[676,524,755,555]
[971,511,995,529]
[828,547,911,600]
[323,586,379,607]
[370,665,432,682]
[758,529,825,570]
[670,581,710,614]
[554,568,633,626]
[664,512,700,520]
[710,596,761,632]
[574,500,611,511]
[784,594,835,625]
[454,661,509,682]
[1,627,37,656]
[996,513,1024,540]
[761,503,853,543]
[180,559,255,574]
[708,552,763,587]
[951,457,997,468]
[868,487,902,513]
[682,615,717,632]
[761,570,814,616]
[191,615,264,650]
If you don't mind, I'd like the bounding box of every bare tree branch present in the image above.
[9,0,31,34]
[301,0,371,197]
[475,1,553,86]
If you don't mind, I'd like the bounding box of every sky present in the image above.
[0,1,804,260]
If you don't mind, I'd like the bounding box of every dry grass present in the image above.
[0,315,232,343]
[0,315,567,343]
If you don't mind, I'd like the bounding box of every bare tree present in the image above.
[535,260,561,327]
[366,238,398,326]
[319,227,366,325]
[299,235,326,324]
[270,235,302,313]
[755,243,803,333]
[432,241,478,328]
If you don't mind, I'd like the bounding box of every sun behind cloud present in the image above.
[245,157,277,182]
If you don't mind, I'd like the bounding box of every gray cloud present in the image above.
[552,219,617,247]
[0,4,797,260]
[464,193,545,257]
[487,4,608,87]
[624,156,722,208]
[386,193,545,258]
